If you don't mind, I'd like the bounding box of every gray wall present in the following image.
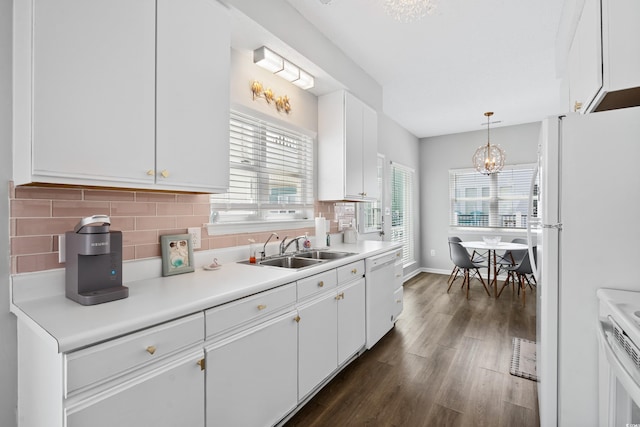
[1,0,17,425]
[419,122,540,274]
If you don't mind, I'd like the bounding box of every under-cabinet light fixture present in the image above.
[253,46,315,90]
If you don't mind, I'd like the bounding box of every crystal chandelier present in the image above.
[382,0,437,23]
[472,112,505,175]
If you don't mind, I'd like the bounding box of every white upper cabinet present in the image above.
[14,0,230,193]
[568,0,640,113]
[156,0,229,192]
[318,90,378,202]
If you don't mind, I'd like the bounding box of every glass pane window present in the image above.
[359,155,384,233]
[211,111,314,223]
[391,162,415,266]
[449,164,537,229]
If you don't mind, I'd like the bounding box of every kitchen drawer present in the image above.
[297,269,337,301]
[394,262,403,284]
[337,260,365,284]
[65,312,204,395]
[205,283,296,339]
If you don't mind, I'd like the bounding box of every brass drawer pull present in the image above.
[294,315,301,323]
[318,281,324,287]
[197,358,205,371]
[160,169,170,178]
[146,345,157,355]
[257,304,267,311]
[335,292,345,300]
[351,268,357,274]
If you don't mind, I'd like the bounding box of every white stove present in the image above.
[597,288,640,426]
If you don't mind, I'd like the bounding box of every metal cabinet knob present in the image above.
[146,345,156,355]
[197,358,205,371]
[351,268,358,274]
[160,170,170,178]
[294,315,301,323]
[318,281,324,287]
[146,170,155,176]
[257,304,267,311]
[574,101,583,112]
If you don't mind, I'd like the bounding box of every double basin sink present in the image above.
[240,250,356,270]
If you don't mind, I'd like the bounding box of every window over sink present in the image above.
[209,110,314,232]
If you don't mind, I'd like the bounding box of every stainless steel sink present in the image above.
[258,256,325,269]
[238,250,356,269]
[294,250,356,260]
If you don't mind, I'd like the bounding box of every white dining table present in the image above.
[460,241,528,298]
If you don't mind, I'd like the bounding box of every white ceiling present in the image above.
[230,0,569,138]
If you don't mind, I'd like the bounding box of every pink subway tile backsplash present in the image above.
[11,199,52,218]
[10,185,341,274]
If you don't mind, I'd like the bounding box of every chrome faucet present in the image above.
[280,235,307,255]
[261,232,279,260]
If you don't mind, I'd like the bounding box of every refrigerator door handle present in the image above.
[543,223,563,230]
[527,164,540,282]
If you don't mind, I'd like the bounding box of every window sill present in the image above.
[206,219,315,236]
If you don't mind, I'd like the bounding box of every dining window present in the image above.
[210,110,314,224]
[449,164,537,229]
[391,162,415,266]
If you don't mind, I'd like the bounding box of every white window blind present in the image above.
[391,162,414,266]
[449,164,537,228]
[210,111,314,223]
[360,155,384,233]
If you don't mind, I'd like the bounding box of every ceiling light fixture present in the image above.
[253,46,315,90]
[472,112,506,175]
[382,0,437,23]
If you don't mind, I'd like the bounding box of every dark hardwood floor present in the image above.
[285,272,539,427]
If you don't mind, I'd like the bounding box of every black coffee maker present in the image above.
[65,215,128,305]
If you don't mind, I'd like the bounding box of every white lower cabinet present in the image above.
[66,348,205,427]
[205,311,298,427]
[337,277,366,366]
[297,291,339,400]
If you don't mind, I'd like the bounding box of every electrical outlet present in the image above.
[430,249,436,257]
[59,234,66,263]
[188,227,201,249]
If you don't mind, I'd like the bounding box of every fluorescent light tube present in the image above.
[275,60,299,82]
[253,46,283,73]
[293,69,315,90]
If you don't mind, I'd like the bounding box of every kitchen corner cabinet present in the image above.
[568,0,640,113]
[318,90,378,201]
[13,0,230,193]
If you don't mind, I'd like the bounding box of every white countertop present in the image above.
[11,240,401,353]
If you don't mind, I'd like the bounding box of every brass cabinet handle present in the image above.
[396,299,402,303]
[257,304,267,311]
[197,358,205,371]
[351,268,358,274]
[160,169,170,178]
[294,315,301,323]
[574,101,583,112]
[335,292,344,300]
[146,345,156,355]
[396,252,401,257]
[318,281,324,287]
[146,170,155,176]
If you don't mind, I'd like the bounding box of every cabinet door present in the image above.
[568,0,603,113]
[206,312,298,427]
[32,0,156,184]
[337,278,366,366]
[65,349,204,427]
[344,92,365,199]
[298,292,338,399]
[361,103,379,200]
[156,0,230,192]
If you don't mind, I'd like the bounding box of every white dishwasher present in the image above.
[365,250,398,349]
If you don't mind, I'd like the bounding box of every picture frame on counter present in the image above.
[160,234,195,276]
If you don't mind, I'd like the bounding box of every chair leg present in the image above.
[465,269,470,299]
[447,266,459,285]
[519,274,526,307]
[497,272,512,298]
[474,268,491,297]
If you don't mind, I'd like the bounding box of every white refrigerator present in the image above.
[532,106,640,426]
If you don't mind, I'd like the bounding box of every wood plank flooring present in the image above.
[284,272,539,427]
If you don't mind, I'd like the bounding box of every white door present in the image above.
[205,312,298,427]
[32,0,155,184]
[65,350,204,427]
[337,278,366,366]
[298,292,338,399]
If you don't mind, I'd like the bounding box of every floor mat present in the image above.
[510,337,538,381]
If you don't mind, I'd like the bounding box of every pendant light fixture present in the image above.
[472,112,505,175]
